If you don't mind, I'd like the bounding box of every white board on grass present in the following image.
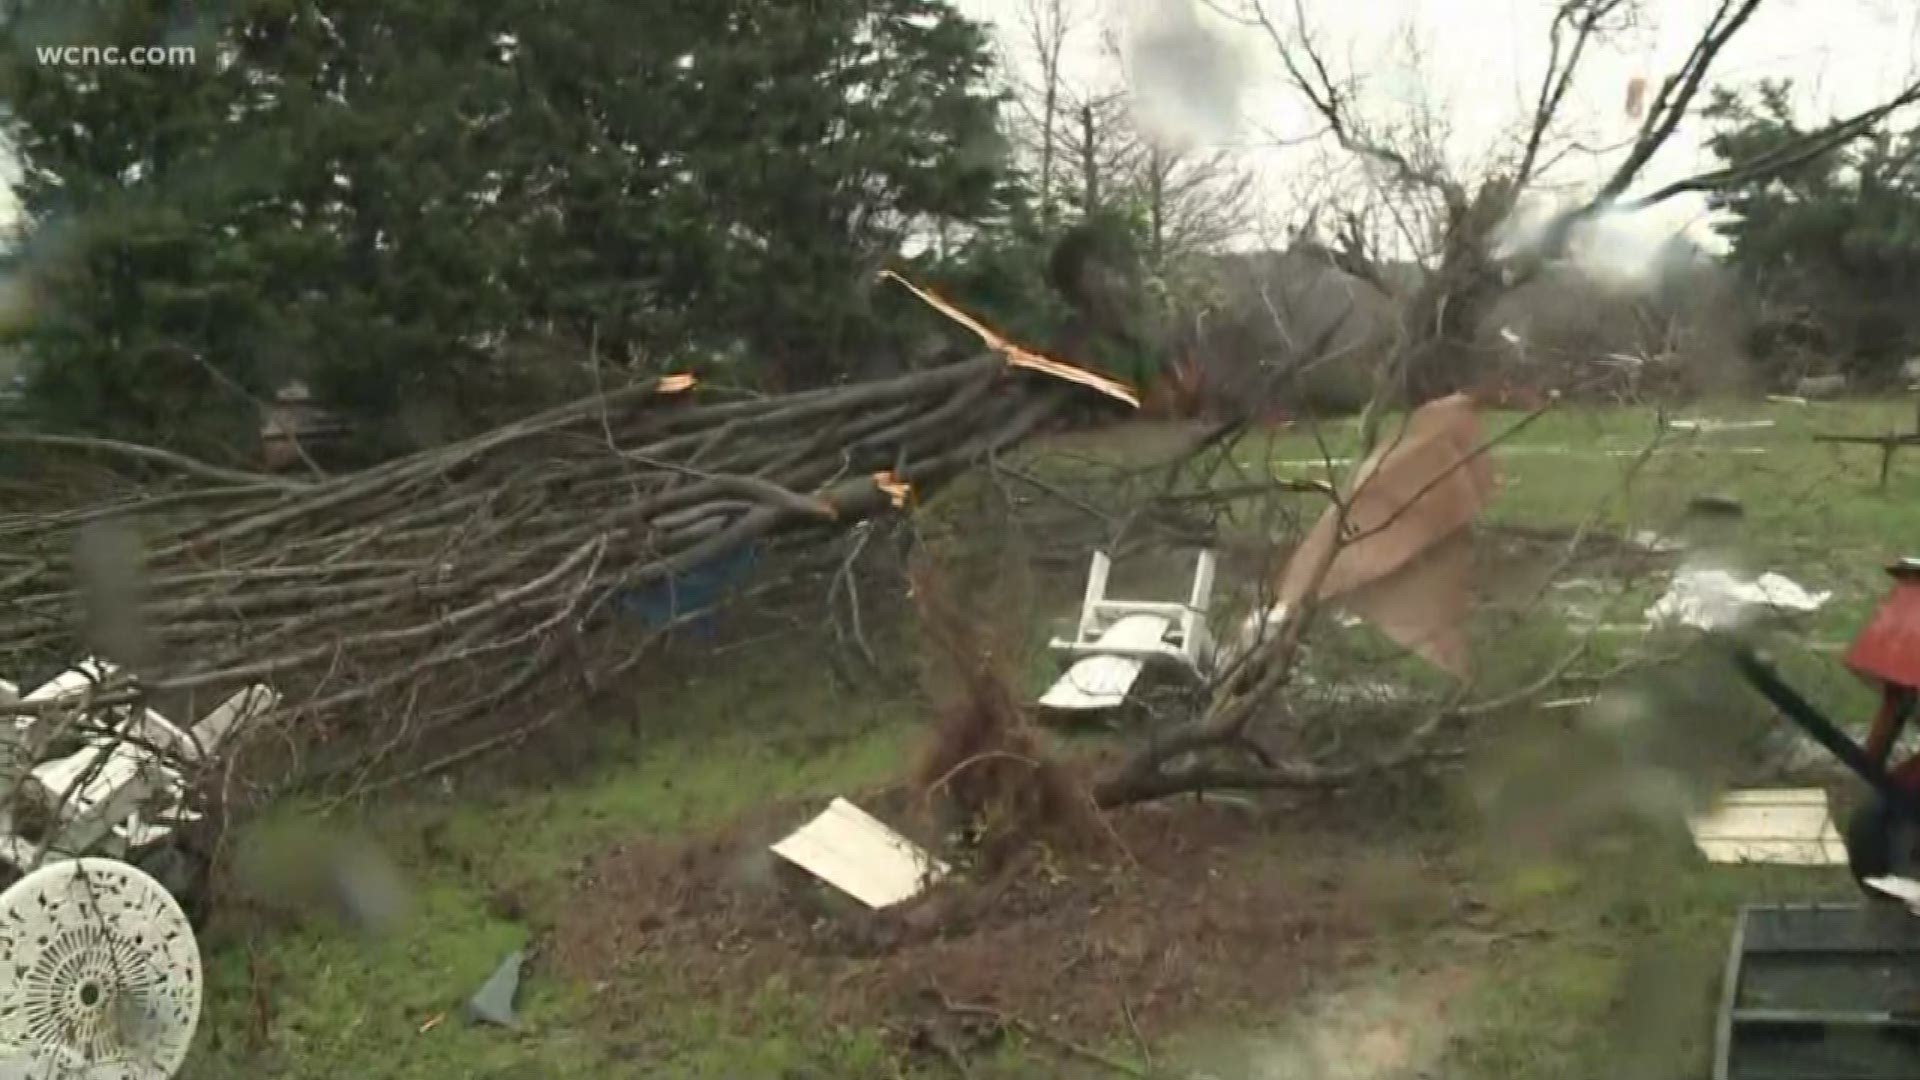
[1687,788,1848,866]
[770,797,948,909]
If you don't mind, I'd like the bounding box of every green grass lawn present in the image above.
[189,398,1920,1078]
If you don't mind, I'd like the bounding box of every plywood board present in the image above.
[1689,789,1848,866]
[771,798,948,909]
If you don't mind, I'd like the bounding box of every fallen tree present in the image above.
[0,263,1660,846]
[0,343,1123,797]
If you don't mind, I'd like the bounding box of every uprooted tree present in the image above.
[6,0,1918,849]
[0,343,1099,802]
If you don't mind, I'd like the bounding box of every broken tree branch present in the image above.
[1,335,1122,798]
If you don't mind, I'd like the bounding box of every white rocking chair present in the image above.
[1039,549,1217,712]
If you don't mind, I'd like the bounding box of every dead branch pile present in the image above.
[0,353,1079,795]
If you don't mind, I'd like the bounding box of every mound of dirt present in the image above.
[550,795,1403,1059]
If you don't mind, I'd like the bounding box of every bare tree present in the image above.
[1207,0,1920,401]
[998,0,1257,272]
[1012,0,1083,223]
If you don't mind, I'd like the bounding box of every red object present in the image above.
[1848,561,1920,794]
[1846,562,1920,691]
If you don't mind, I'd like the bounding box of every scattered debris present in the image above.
[1040,614,1179,711]
[615,543,759,631]
[1687,788,1847,866]
[1670,419,1775,433]
[770,797,948,909]
[1274,393,1495,678]
[1630,530,1686,554]
[1646,568,1831,631]
[1040,550,1215,712]
[466,950,525,1028]
[0,858,202,1078]
[1540,696,1596,711]
[1290,671,1409,713]
[1765,394,1809,406]
[1,660,278,877]
[554,798,1375,1054]
[1863,875,1920,911]
[1794,373,1847,399]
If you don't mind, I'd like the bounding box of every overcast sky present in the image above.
[956,0,1920,261]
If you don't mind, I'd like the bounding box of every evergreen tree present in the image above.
[0,0,1013,454]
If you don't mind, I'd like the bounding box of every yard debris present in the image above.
[1630,530,1686,554]
[1715,904,1920,1080]
[769,797,948,909]
[1275,393,1495,678]
[553,796,1372,1059]
[880,271,1141,407]
[1,661,278,878]
[1040,550,1215,711]
[466,950,525,1027]
[2,300,1136,795]
[1040,614,1178,711]
[1669,419,1775,433]
[1794,373,1847,399]
[1687,788,1848,866]
[1646,567,1831,631]
[1863,874,1920,911]
[614,543,759,631]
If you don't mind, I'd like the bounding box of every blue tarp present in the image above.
[614,543,759,631]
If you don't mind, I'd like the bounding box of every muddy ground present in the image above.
[551,788,1476,1065]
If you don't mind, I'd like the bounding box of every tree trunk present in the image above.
[1080,103,1098,212]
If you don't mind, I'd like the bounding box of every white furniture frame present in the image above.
[1039,550,1217,711]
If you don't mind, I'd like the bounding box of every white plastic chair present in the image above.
[1039,549,1217,711]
